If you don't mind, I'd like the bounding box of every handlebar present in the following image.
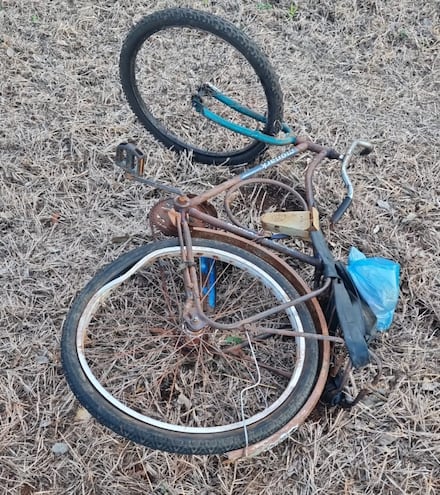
[331,140,373,224]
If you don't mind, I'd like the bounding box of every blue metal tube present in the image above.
[209,89,292,134]
[192,87,296,145]
[199,257,216,310]
[197,106,297,146]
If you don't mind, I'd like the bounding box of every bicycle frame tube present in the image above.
[176,209,332,333]
[117,136,375,368]
[194,105,298,146]
[193,84,295,145]
[185,140,311,209]
[199,84,292,132]
[187,207,321,267]
[177,197,372,369]
[170,138,340,268]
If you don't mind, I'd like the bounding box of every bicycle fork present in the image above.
[173,203,334,336]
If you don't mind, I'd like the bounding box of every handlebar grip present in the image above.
[359,145,373,156]
[331,196,352,224]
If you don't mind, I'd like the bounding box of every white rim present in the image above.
[76,245,307,434]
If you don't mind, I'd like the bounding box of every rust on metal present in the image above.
[223,177,308,230]
[241,326,344,344]
[192,227,329,309]
[189,208,322,266]
[226,322,330,460]
[190,227,331,460]
[341,350,383,408]
[185,139,325,210]
[149,198,179,235]
[225,348,330,459]
[149,197,217,236]
[305,149,328,209]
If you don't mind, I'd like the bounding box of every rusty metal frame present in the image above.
[144,141,341,456]
[175,214,332,332]
[223,177,308,229]
[118,135,375,457]
[191,228,332,459]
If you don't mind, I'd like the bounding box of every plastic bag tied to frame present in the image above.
[347,247,400,331]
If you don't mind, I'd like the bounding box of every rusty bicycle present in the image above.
[62,8,382,457]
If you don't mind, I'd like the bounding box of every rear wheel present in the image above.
[119,8,284,166]
[62,238,318,454]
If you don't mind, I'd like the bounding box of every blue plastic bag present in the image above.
[347,247,400,331]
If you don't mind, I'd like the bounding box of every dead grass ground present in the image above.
[0,0,439,493]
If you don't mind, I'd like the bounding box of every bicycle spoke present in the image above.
[76,241,315,433]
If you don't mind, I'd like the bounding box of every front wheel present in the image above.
[62,238,318,454]
[119,8,284,166]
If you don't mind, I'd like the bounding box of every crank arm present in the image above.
[115,142,183,195]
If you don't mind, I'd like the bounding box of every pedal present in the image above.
[261,208,319,240]
[115,142,145,176]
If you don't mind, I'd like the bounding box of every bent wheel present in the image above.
[62,238,319,454]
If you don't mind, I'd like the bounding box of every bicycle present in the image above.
[62,8,383,458]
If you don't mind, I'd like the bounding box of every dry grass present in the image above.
[1,0,439,493]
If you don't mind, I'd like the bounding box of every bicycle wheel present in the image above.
[62,238,318,454]
[120,8,284,166]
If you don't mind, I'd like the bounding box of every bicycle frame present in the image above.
[115,80,377,390]
[61,8,389,459]
[113,89,380,458]
[116,131,374,370]
[192,83,296,146]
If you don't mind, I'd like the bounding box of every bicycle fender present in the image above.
[332,278,370,368]
[309,230,338,278]
[308,231,371,368]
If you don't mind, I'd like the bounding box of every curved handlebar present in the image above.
[331,140,373,224]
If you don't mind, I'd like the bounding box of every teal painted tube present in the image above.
[210,89,292,134]
[199,106,297,145]
[192,90,296,145]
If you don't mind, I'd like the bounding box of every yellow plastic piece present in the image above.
[260,208,320,240]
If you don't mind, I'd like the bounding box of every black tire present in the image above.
[62,238,318,455]
[119,8,284,166]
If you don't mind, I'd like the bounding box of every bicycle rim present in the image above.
[74,242,314,435]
